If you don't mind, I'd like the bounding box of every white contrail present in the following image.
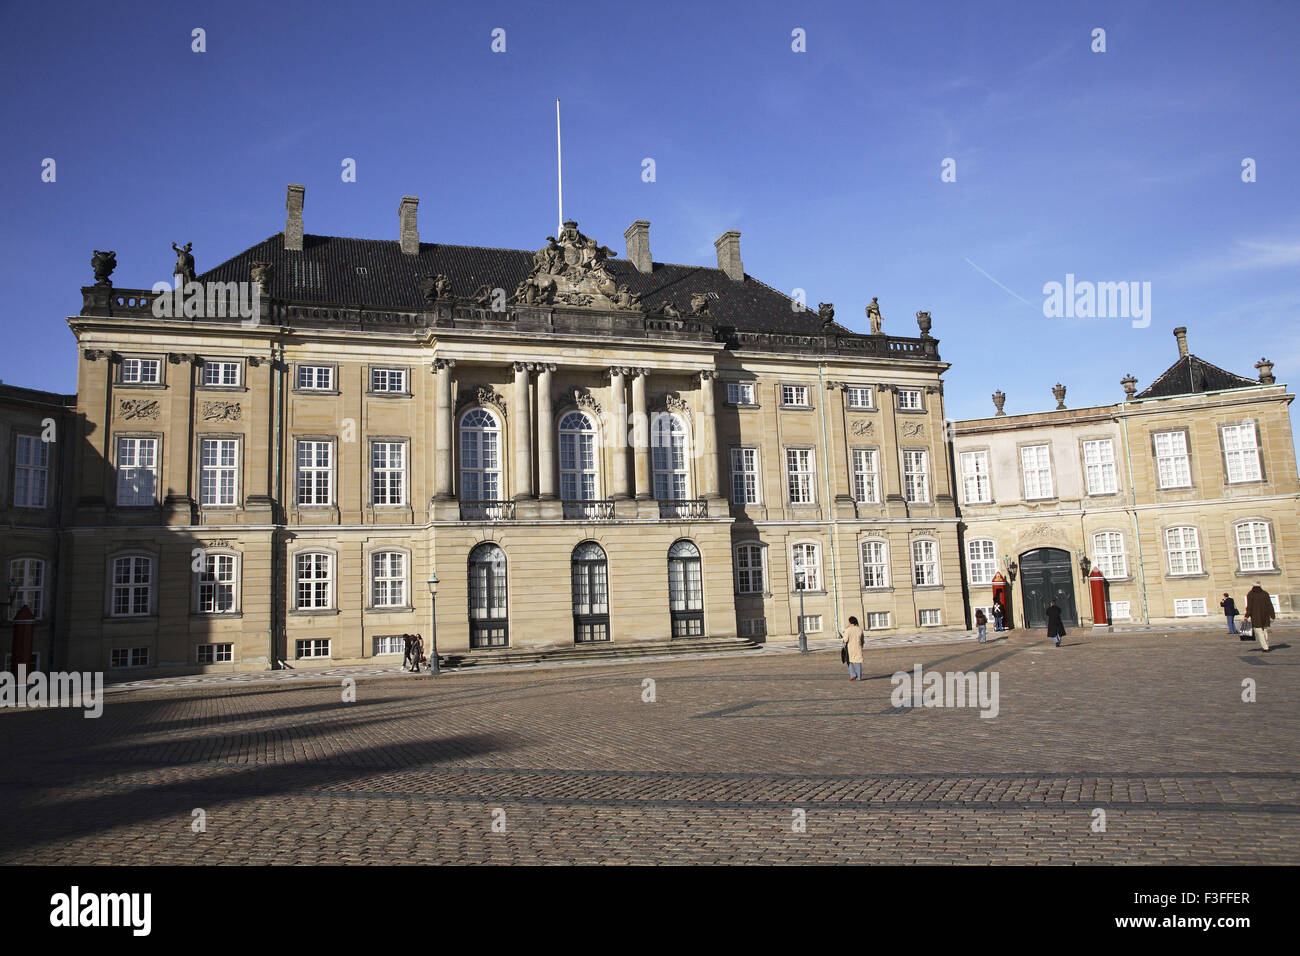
[964,256,1037,310]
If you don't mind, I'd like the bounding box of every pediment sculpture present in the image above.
[518,220,638,311]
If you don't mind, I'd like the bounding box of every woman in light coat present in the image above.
[842,616,865,680]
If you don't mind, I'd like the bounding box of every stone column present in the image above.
[513,362,533,499]
[433,359,455,498]
[631,368,651,499]
[609,367,629,498]
[698,371,719,498]
[536,364,556,499]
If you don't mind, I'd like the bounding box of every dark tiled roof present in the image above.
[199,234,845,335]
[1136,354,1258,399]
[0,383,76,408]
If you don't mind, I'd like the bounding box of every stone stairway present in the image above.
[442,635,761,669]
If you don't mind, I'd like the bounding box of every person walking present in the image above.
[992,601,1005,632]
[1220,593,1239,635]
[975,608,988,643]
[1046,600,1066,647]
[1243,582,1275,653]
[842,616,865,681]
[402,633,416,670]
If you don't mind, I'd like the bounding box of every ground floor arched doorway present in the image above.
[1019,548,1079,629]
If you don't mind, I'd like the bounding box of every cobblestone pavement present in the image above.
[1,627,1295,864]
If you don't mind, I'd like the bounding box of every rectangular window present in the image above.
[295,638,331,659]
[846,386,873,409]
[731,448,760,505]
[13,435,49,508]
[1236,522,1274,572]
[798,615,823,633]
[119,358,161,385]
[1222,423,1262,483]
[370,368,408,393]
[111,556,152,616]
[1165,527,1203,576]
[1093,532,1127,579]
[372,635,406,656]
[919,609,941,626]
[1154,431,1192,489]
[786,448,815,504]
[738,618,766,638]
[1106,601,1131,621]
[897,389,922,410]
[110,647,150,668]
[1173,598,1208,617]
[371,442,406,506]
[734,545,766,595]
[198,553,237,613]
[197,643,234,664]
[116,437,158,507]
[199,438,239,506]
[852,449,880,504]
[966,540,997,586]
[860,540,888,589]
[296,440,333,505]
[1021,444,1053,499]
[297,365,335,391]
[371,552,407,607]
[867,611,890,630]
[201,361,240,387]
[9,558,45,620]
[791,543,820,591]
[295,553,332,609]
[903,450,929,503]
[726,382,755,405]
[959,450,991,504]
[1083,439,1118,495]
[912,540,939,586]
[781,384,809,408]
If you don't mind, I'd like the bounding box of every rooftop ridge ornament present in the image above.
[519,220,631,310]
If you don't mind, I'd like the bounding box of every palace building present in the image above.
[0,187,1294,675]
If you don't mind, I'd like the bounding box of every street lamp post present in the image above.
[796,570,808,654]
[426,570,440,676]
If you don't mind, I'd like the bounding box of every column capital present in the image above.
[167,352,197,364]
[697,370,715,382]
[607,365,631,379]
[825,380,845,390]
[431,359,456,371]
[631,366,649,378]
[513,361,531,374]
[535,363,557,374]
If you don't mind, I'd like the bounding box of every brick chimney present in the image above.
[624,220,652,273]
[285,184,305,252]
[714,230,743,281]
[1173,326,1189,358]
[399,196,419,255]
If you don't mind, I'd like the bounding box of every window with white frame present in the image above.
[1106,601,1132,620]
[966,539,997,586]
[781,384,809,407]
[1154,431,1192,488]
[197,643,233,664]
[852,448,880,504]
[897,389,922,410]
[959,450,991,504]
[652,414,690,500]
[726,382,755,405]
[1164,527,1203,576]
[731,447,760,505]
[9,557,45,619]
[903,450,929,503]
[798,614,823,633]
[111,555,152,616]
[296,639,330,659]
[295,552,333,610]
[201,360,240,387]
[1222,423,1262,483]
[110,647,150,668]
[13,435,49,508]
[1092,531,1127,579]
[1236,521,1274,572]
[860,539,889,589]
[1083,439,1118,495]
[297,365,335,391]
[370,367,407,393]
[1174,598,1208,617]
[1021,444,1053,500]
[734,543,766,595]
[371,441,406,506]
[919,609,942,626]
[911,540,939,586]
[372,635,406,656]
[199,438,239,506]
[116,437,158,506]
[296,440,333,505]
[119,358,161,385]
[559,411,599,501]
[786,448,815,504]
[371,551,407,607]
[791,542,821,591]
[846,386,873,409]
[460,408,502,501]
[867,611,890,630]
[197,553,237,613]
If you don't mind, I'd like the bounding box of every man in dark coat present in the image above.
[1243,582,1275,652]
[1046,600,1066,647]
[992,601,1005,631]
[1220,593,1239,635]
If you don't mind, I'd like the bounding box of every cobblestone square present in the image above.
[1,627,1295,864]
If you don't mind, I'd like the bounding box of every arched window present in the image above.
[571,541,610,643]
[110,553,154,617]
[668,539,704,637]
[370,551,407,607]
[460,408,503,502]
[966,539,997,585]
[1235,521,1274,572]
[791,541,821,592]
[468,543,508,647]
[1164,527,1202,575]
[294,552,333,610]
[652,413,690,500]
[559,411,599,501]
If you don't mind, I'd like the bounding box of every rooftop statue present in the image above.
[866,297,883,334]
[526,220,620,309]
[171,242,196,281]
[818,302,834,326]
[91,250,116,287]
[690,293,712,317]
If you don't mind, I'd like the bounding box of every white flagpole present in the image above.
[556,98,563,233]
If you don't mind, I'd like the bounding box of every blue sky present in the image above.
[2,0,1297,429]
